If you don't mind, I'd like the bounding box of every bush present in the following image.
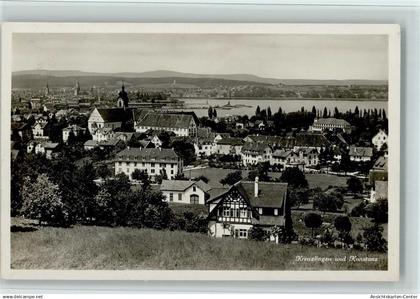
[248,226,270,242]
[365,198,388,223]
[303,212,323,238]
[350,201,368,217]
[362,223,387,252]
[21,174,69,227]
[220,170,242,186]
[314,192,344,213]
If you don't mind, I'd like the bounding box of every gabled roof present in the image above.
[241,142,271,154]
[43,142,59,150]
[136,111,195,129]
[160,179,211,192]
[373,156,387,170]
[115,147,179,162]
[207,181,287,209]
[349,146,373,157]
[272,149,292,158]
[84,140,98,147]
[216,137,244,146]
[236,181,287,208]
[96,108,134,123]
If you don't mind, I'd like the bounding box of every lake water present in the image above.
[170,98,388,118]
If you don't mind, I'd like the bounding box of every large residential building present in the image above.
[134,111,198,137]
[88,107,134,134]
[207,177,287,242]
[349,146,373,162]
[160,179,211,205]
[114,147,183,180]
[372,129,388,151]
[310,118,351,133]
[240,143,272,166]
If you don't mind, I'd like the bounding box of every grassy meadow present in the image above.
[11,221,387,271]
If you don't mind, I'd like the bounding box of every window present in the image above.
[234,229,248,239]
[259,208,263,215]
[190,194,199,204]
[171,170,174,175]
[240,208,248,218]
[274,208,278,216]
[223,208,230,217]
[193,186,196,192]
[151,169,155,174]
[151,163,155,167]
[169,193,173,202]
[178,193,182,201]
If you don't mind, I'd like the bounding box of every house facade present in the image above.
[240,143,272,166]
[372,129,388,151]
[32,117,49,139]
[207,178,287,242]
[160,180,211,205]
[214,137,244,156]
[114,147,183,180]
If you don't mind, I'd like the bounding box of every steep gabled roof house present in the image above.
[207,178,287,241]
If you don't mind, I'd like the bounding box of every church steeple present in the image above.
[74,81,80,96]
[45,82,50,96]
[117,82,129,109]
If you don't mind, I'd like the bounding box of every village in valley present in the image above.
[10,78,389,270]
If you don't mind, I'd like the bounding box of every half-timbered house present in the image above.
[207,177,287,242]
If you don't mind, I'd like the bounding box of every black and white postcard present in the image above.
[0,23,400,281]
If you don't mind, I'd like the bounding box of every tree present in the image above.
[313,192,344,213]
[131,169,150,190]
[21,174,68,226]
[303,212,323,238]
[248,226,269,241]
[171,139,196,166]
[267,106,272,118]
[96,163,111,179]
[76,162,98,221]
[256,105,261,117]
[280,167,308,188]
[208,106,213,119]
[287,187,309,208]
[323,107,328,118]
[213,108,218,118]
[195,175,209,184]
[347,177,363,194]
[362,223,387,252]
[365,198,388,223]
[220,170,242,186]
[334,215,352,243]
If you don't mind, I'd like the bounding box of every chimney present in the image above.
[254,176,259,198]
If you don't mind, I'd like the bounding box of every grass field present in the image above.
[11,221,387,271]
[186,167,349,190]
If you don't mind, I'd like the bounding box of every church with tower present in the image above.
[87,84,134,134]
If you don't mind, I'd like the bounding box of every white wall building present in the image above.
[372,129,388,151]
[160,180,211,205]
[114,147,183,180]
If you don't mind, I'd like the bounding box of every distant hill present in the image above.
[12,70,387,87]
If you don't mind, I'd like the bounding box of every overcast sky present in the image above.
[12,33,388,80]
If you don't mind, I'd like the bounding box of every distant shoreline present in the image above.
[176,97,389,102]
